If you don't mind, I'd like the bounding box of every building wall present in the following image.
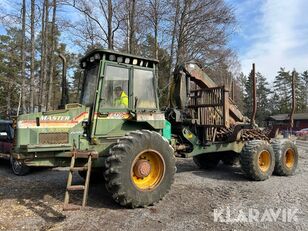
[266,119,308,131]
[296,120,308,129]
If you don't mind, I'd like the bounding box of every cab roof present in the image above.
[80,48,159,68]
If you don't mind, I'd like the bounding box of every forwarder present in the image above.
[7,49,298,208]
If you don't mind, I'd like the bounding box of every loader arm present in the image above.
[169,62,246,125]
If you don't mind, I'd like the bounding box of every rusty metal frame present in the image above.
[188,86,229,128]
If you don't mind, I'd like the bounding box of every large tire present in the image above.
[240,140,275,181]
[272,139,298,176]
[10,156,30,176]
[193,153,220,169]
[104,130,175,208]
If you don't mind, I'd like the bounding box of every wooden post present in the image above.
[289,71,296,129]
[251,63,257,127]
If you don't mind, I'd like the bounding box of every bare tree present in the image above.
[47,0,57,110]
[171,0,235,67]
[106,0,114,49]
[127,0,136,53]
[169,0,180,73]
[42,0,49,110]
[21,0,27,114]
[39,0,46,111]
[63,0,122,50]
[30,0,35,113]
[143,0,168,59]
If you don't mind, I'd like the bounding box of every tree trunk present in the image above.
[107,0,113,49]
[47,0,57,111]
[21,0,27,114]
[43,0,49,110]
[30,0,35,113]
[153,0,158,60]
[6,83,11,118]
[169,0,179,76]
[128,0,136,54]
[176,0,190,66]
[39,0,46,112]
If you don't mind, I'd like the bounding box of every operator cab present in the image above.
[80,49,159,112]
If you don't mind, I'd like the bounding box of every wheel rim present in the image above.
[131,149,165,191]
[258,150,271,172]
[285,148,295,169]
[12,159,22,173]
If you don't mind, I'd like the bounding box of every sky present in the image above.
[0,0,307,82]
[227,0,308,81]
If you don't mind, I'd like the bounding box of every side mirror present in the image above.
[0,132,8,139]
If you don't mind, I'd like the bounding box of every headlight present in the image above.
[94,53,101,60]
[117,56,123,63]
[124,57,130,64]
[109,54,116,61]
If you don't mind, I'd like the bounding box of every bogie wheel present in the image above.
[272,139,298,176]
[104,130,175,208]
[240,140,275,181]
[193,154,220,169]
[10,156,30,176]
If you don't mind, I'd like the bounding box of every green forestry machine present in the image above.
[7,49,298,208]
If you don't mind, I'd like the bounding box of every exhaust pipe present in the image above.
[58,53,69,109]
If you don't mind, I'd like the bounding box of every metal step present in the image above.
[67,185,85,191]
[74,150,99,159]
[63,204,81,211]
[63,149,96,210]
[69,166,88,172]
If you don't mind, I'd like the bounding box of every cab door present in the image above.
[93,63,132,138]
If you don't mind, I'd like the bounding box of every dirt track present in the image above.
[0,142,307,231]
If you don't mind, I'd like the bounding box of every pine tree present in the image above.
[255,72,271,125]
[273,68,291,113]
[236,72,246,113]
[301,70,308,110]
[0,29,23,117]
[272,68,306,114]
[243,71,271,125]
[268,92,280,115]
[243,70,253,118]
[294,71,306,112]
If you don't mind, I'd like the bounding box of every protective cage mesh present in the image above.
[39,133,69,144]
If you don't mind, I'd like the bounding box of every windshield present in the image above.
[81,65,99,106]
[133,69,157,109]
[100,65,129,109]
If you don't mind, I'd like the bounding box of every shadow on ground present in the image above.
[0,154,255,225]
[0,158,121,225]
[175,158,248,182]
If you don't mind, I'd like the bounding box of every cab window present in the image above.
[81,65,99,106]
[101,65,129,109]
[133,69,157,109]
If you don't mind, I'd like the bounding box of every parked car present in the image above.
[295,128,308,136]
[0,120,14,158]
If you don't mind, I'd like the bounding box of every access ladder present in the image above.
[63,149,98,211]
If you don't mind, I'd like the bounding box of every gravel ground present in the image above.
[0,142,307,231]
